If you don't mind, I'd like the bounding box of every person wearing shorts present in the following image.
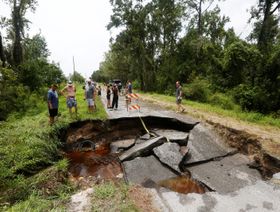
[47,84,59,125]
[61,80,77,116]
[85,80,95,113]
[175,81,185,113]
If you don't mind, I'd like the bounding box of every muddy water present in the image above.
[158,176,205,194]
[66,143,123,181]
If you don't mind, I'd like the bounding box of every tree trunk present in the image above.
[198,0,203,36]
[0,33,6,67]
[12,4,23,66]
[257,0,273,51]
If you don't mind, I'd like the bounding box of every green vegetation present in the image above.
[0,83,107,211]
[91,181,138,212]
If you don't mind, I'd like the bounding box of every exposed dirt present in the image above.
[141,95,280,178]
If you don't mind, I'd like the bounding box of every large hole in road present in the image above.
[59,116,274,195]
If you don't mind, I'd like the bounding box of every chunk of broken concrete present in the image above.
[152,129,189,146]
[122,155,176,184]
[181,123,236,166]
[153,142,183,173]
[188,154,262,194]
[110,138,135,153]
[119,136,167,161]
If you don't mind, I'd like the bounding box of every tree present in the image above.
[18,60,65,91]
[3,0,38,66]
[107,0,184,91]
[23,33,49,61]
[70,71,85,83]
[222,42,262,88]
[184,0,223,36]
[250,0,280,53]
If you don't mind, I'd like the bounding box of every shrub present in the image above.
[209,93,236,110]
[232,84,269,112]
[183,78,211,103]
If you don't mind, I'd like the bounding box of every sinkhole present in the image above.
[60,116,265,195]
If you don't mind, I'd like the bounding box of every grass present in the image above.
[140,92,280,128]
[91,181,138,212]
[0,83,108,211]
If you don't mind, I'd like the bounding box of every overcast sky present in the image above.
[1,0,257,78]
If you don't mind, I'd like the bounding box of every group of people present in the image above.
[47,79,101,125]
[106,81,132,110]
[47,79,184,125]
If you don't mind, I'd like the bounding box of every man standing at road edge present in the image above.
[47,84,59,125]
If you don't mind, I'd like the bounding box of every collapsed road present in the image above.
[63,90,280,212]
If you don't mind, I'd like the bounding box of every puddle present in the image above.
[66,142,122,181]
[158,176,205,194]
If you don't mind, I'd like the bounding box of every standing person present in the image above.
[112,84,119,110]
[61,80,77,116]
[97,85,101,96]
[127,81,132,94]
[106,84,111,108]
[175,81,185,113]
[85,80,95,113]
[47,84,59,125]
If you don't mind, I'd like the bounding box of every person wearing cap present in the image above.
[61,80,77,116]
[85,80,95,113]
[47,84,59,125]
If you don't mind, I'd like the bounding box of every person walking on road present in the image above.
[175,81,185,113]
[127,81,132,94]
[106,84,111,108]
[112,84,119,110]
[47,84,59,125]
[85,80,95,113]
[61,80,77,116]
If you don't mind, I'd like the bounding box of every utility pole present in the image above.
[72,56,76,75]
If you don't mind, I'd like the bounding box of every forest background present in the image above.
[0,0,280,118]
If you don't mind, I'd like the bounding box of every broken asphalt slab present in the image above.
[153,142,183,173]
[181,123,236,166]
[119,136,167,161]
[122,155,177,185]
[110,138,135,153]
[151,129,189,145]
[188,154,262,194]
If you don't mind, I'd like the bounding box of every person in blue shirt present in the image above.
[47,84,59,125]
[127,81,132,94]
